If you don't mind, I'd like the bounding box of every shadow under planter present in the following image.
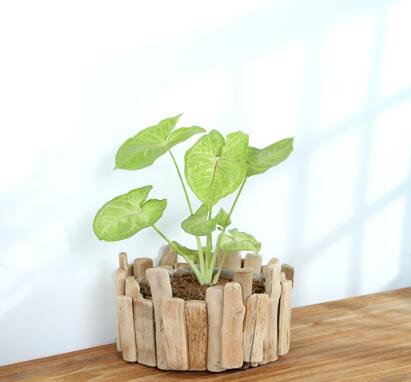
[114,249,294,372]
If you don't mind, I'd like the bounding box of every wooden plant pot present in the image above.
[114,249,294,372]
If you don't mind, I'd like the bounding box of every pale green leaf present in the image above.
[219,228,261,252]
[184,130,249,207]
[171,241,199,261]
[93,186,167,241]
[181,204,216,236]
[247,138,294,176]
[215,208,231,228]
[115,114,205,170]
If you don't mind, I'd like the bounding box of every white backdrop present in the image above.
[1,0,411,366]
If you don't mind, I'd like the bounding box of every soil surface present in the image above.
[139,271,266,301]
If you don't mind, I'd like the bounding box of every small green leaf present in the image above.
[219,228,261,252]
[185,130,249,207]
[215,208,231,228]
[247,138,294,176]
[167,126,206,148]
[115,114,205,170]
[181,204,216,236]
[93,186,167,241]
[171,241,199,261]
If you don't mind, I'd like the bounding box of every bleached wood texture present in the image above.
[133,258,153,279]
[127,264,134,276]
[243,294,269,363]
[278,280,292,355]
[221,282,245,369]
[146,268,172,370]
[159,245,177,267]
[125,276,140,299]
[233,267,253,305]
[218,251,241,271]
[280,272,286,282]
[117,296,137,362]
[133,297,156,367]
[118,252,128,271]
[115,268,127,351]
[159,265,173,272]
[185,300,208,370]
[281,263,294,286]
[175,262,190,271]
[206,286,225,372]
[244,253,263,273]
[261,263,282,364]
[161,298,188,370]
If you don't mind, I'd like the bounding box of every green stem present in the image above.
[168,150,205,275]
[151,224,205,284]
[210,177,248,284]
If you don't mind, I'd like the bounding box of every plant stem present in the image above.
[151,224,205,284]
[168,150,205,275]
[210,177,248,284]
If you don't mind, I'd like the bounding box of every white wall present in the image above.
[1,0,410,366]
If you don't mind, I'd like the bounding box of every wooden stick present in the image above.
[175,262,190,271]
[159,245,177,267]
[243,294,269,363]
[278,279,292,355]
[161,298,188,370]
[233,267,253,305]
[281,263,294,286]
[146,268,172,370]
[268,257,280,265]
[117,295,137,362]
[218,251,241,271]
[244,253,263,273]
[206,286,225,372]
[280,271,286,282]
[261,263,282,364]
[125,276,140,299]
[133,258,153,279]
[185,300,207,370]
[127,264,134,276]
[159,265,173,272]
[221,282,245,369]
[133,297,156,367]
[118,252,128,271]
[115,268,127,351]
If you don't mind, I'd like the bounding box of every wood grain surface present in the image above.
[1,288,411,381]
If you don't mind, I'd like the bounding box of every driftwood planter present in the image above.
[114,247,294,372]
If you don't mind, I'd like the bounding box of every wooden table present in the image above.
[1,288,411,381]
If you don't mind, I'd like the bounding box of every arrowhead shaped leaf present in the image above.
[93,186,167,241]
[181,204,216,236]
[219,228,261,252]
[184,130,249,207]
[171,241,199,262]
[115,114,205,170]
[247,137,294,176]
[215,208,231,228]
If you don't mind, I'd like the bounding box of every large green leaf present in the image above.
[93,186,167,241]
[115,114,205,170]
[184,130,249,207]
[214,208,231,228]
[181,204,216,236]
[219,229,261,252]
[171,241,199,262]
[247,137,294,176]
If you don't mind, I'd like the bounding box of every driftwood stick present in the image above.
[185,300,207,370]
[218,251,241,271]
[146,268,172,370]
[244,253,263,273]
[133,297,156,367]
[281,264,294,286]
[133,258,153,279]
[115,268,127,351]
[221,282,245,369]
[175,262,191,271]
[118,252,128,271]
[127,264,134,276]
[264,262,281,298]
[206,286,225,372]
[117,295,137,362]
[161,298,188,370]
[278,279,292,355]
[159,245,177,267]
[233,267,253,305]
[125,276,140,299]
[243,294,269,363]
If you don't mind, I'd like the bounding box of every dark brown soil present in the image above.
[139,271,266,301]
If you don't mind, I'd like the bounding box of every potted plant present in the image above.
[93,114,295,371]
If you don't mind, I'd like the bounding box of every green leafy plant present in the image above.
[93,114,294,285]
